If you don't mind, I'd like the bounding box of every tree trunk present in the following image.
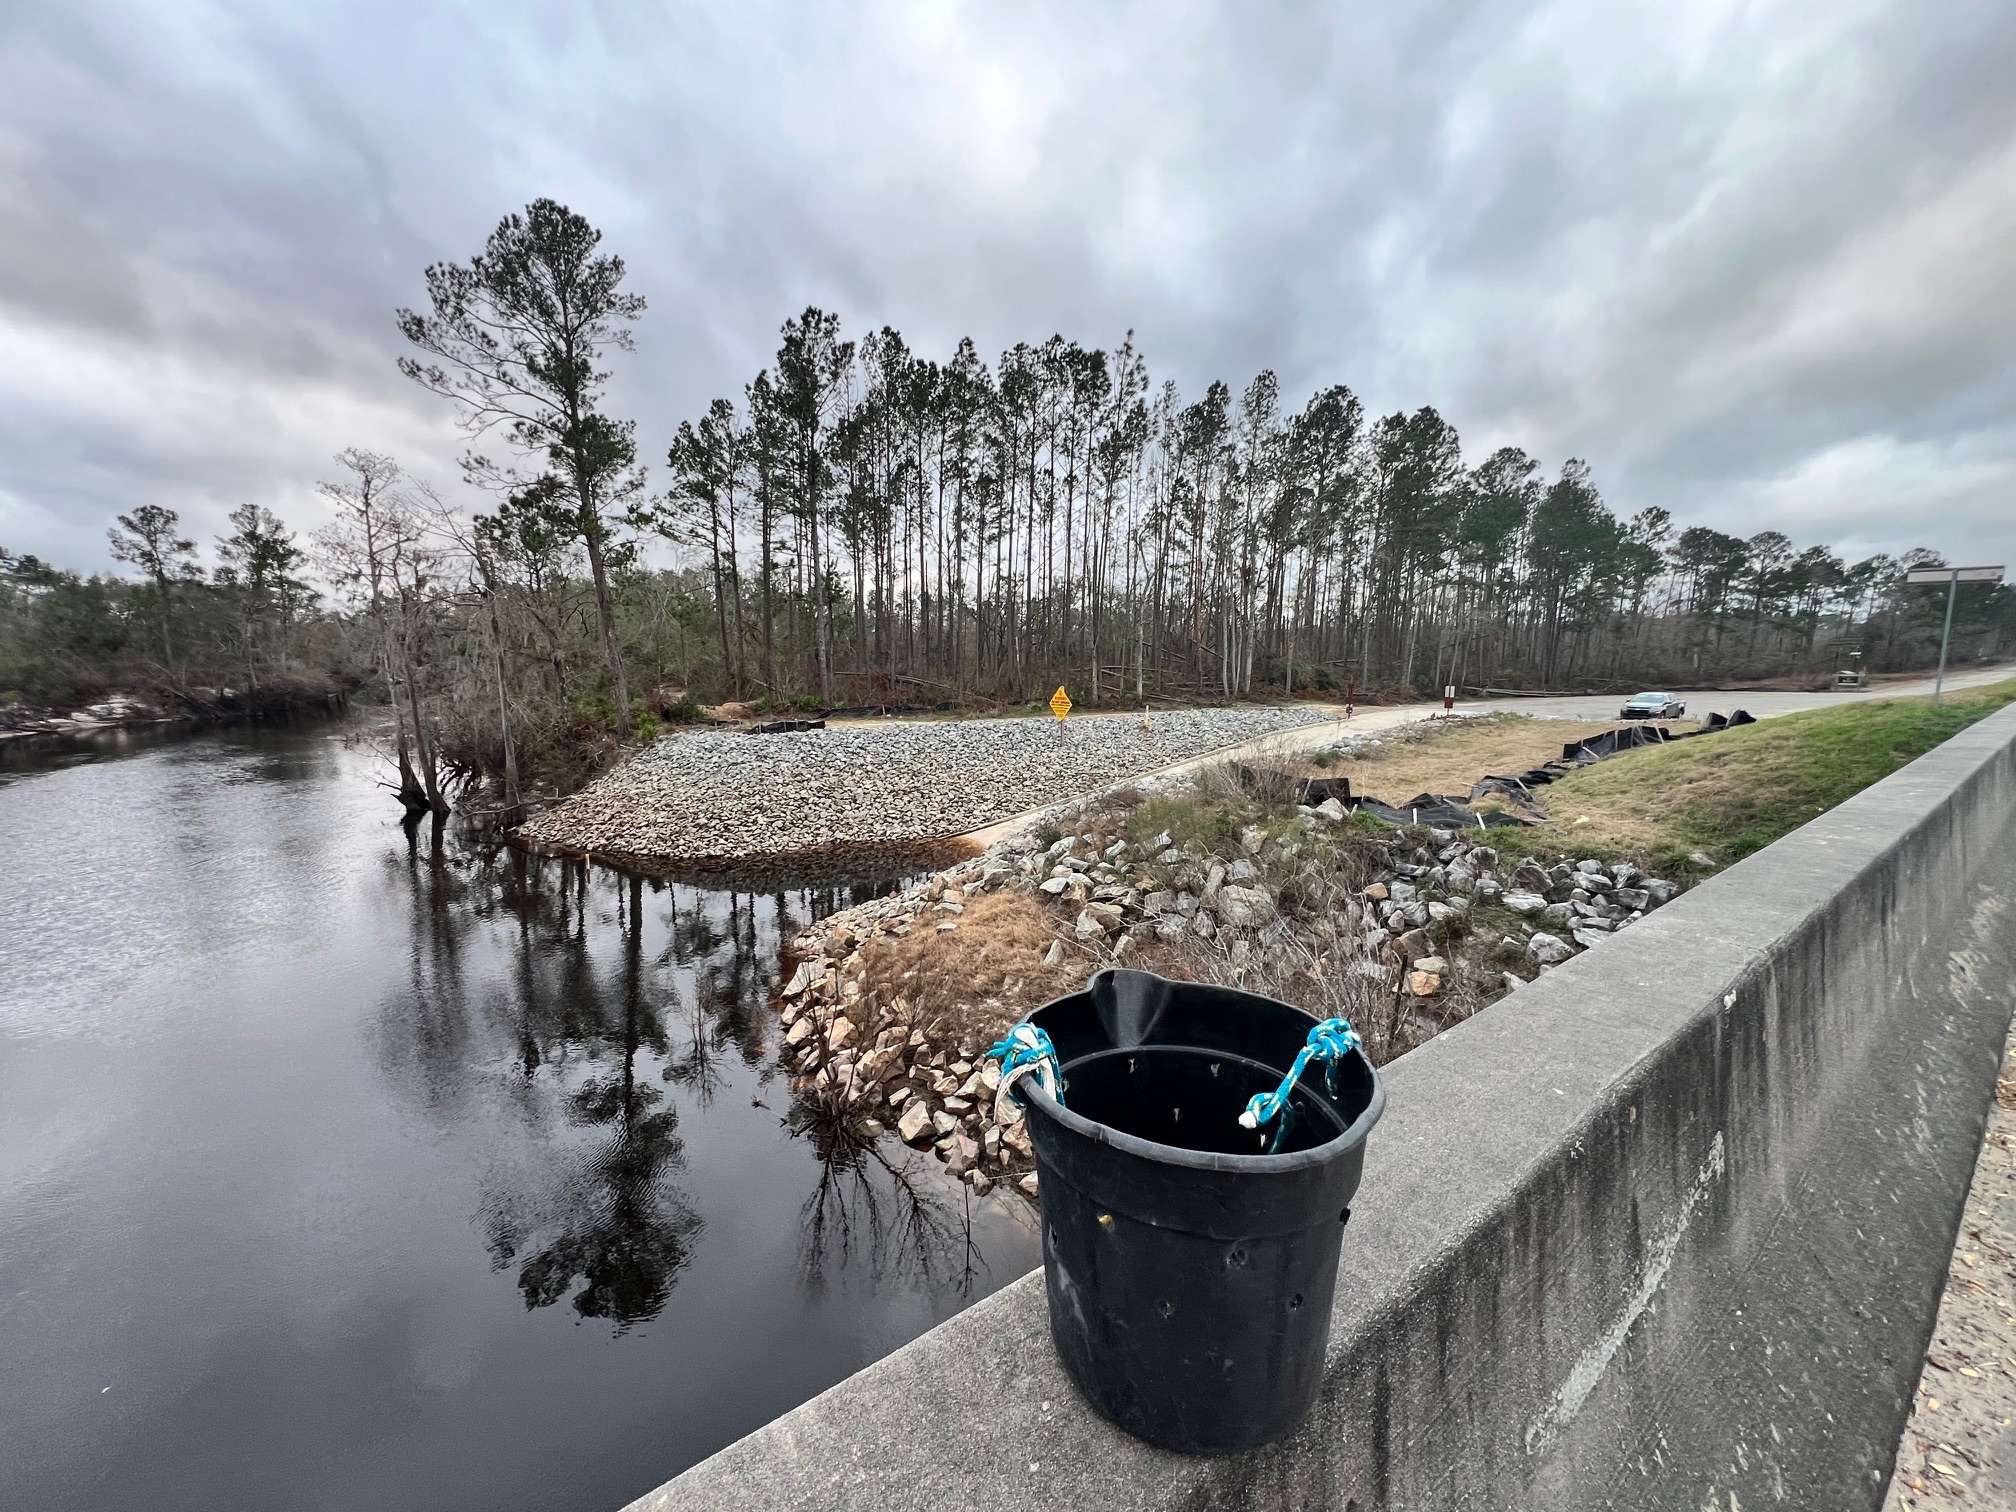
[579,523,634,741]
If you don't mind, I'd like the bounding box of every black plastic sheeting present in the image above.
[1238,709,1755,832]
[1235,767,1355,806]
[1355,796,1528,830]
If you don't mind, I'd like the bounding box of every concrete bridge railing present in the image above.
[626,702,2016,1512]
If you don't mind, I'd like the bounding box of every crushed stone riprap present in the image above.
[519,705,1333,865]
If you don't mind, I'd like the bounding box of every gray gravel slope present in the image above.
[521,706,1332,864]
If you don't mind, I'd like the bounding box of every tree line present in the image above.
[4,197,2010,810]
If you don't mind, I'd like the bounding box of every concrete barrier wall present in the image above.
[626,703,2016,1512]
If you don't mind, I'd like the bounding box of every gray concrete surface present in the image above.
[624,700,2016,1512]
[1882,1021,2016,1507]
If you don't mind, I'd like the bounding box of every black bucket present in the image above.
[1014,968,1384,1454]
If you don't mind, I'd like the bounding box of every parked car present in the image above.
[1620,691,1686,720]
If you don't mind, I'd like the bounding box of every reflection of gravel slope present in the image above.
[521,707,1331,864]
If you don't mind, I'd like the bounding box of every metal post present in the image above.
[1935,575,1957,705]
[1905,565,2004,704]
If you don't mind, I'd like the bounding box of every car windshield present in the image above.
[1629,693,1665,702]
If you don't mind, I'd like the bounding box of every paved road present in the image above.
[1452,662,2014,725]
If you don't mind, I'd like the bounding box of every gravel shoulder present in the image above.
[1884,1022,2016,1508]
[519,704,1336,866]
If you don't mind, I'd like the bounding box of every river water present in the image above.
[0,723,1039,1512]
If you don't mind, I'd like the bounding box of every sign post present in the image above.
[1903,565,2004,704]
[1049,686,1073,722]
[1443,684,1455,712]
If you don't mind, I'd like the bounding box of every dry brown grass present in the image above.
[852,889,1082,1054]
[1291,713,1681,804]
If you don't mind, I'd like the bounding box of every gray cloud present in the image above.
[2,0,2012,573]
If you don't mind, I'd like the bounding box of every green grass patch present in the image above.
[1518,678,2016,868]
[1126,790,1239,855]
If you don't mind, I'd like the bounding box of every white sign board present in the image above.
[1905,564,2004,584]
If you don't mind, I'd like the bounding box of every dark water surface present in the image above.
[0,724,1038,1512]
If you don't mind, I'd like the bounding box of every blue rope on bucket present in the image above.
[1239,1018,1362,1154]
[987,1023,1062,1124]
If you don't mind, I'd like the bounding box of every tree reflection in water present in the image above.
[788,1101,984,1298]
[375,816,951,1334]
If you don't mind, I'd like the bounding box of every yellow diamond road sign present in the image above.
[1049,686,1072,720]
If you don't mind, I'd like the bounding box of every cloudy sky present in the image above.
[3,0,2013,575]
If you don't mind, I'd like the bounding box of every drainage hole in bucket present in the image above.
[1156,1299,1175,1320]
[1226,1245,1249,1270]
[1339,1206,1352,1226]
[1289,1293,1303,1311]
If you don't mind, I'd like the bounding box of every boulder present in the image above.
[1314,797,1347,822]
[1213,885,1276,929]
[897,1102,934,1143]
[1075,903,1124,937]
[1503,891,1548,915]
[1529,932,1573,965]
[1407,969,1443,997]
[946,1134,981,1176]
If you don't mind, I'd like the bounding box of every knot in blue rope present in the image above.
[1239,1017,1362,1152]
[986,1023,1061,1122]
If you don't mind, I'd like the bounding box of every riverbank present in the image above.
[780,687,2016,1200]
[777,735,1699,1198]
[0,683,348,743]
